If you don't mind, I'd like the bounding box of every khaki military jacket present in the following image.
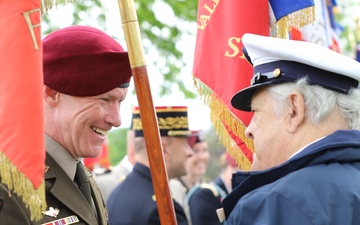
[0,154,108,225]
[39,154,109,225]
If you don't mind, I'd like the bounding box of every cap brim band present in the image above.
[231,60,359,111]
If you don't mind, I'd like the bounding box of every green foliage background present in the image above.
[107,128,129,166]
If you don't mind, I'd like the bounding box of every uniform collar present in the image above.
[45,134,77,180]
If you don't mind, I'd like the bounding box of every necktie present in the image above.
[75,162,93,207]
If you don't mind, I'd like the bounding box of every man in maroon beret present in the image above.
[39,25,132,225]
[0,25,131,225]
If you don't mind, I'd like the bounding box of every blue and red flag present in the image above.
[290,0,343,52]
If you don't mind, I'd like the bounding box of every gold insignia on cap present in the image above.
[167,130,191,136]
[158,116,189,130]
[273,68,281,77]
[132,117,142,131]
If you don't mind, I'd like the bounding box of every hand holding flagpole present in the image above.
[117,0,178,224]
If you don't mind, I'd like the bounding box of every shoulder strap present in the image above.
[186,181,227,203]
[185,182,227,225]
[185,183,201,203]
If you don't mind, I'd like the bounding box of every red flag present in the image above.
[193,1,315,170]
[193,1,269,170]
[0,0,45,221]
[84,140,111,171]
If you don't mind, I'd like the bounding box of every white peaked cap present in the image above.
[231,33,360,111]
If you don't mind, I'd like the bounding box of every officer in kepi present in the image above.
[220,33,360,225]
[107,106,193,225]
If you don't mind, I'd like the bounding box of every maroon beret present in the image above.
[188,130,205,148]
[43,25,132,96]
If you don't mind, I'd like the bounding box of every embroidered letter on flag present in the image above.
[0,0,46,221]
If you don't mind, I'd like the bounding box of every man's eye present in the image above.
[101,98,110,102]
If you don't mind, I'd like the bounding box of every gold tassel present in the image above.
[272,6,316,39]
[0,151,46,221]
[194,77,254,171]
[41,0,75,13]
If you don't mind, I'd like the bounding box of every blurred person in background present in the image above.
[187,151,240,225]
[107,106,193,225]
[170,130,209,222]
[94,129,135,202]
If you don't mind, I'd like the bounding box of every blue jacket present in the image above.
[107,163,188,225]
[222,130,360,225]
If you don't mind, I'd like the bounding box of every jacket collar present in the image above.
[45,154,98,225]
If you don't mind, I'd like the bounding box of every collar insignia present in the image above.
[44,165,50,173]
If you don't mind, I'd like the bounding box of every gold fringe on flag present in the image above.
[0,151,46,221]
[41,0,75,12]
[194,77,254,171]
[273,6,315,39]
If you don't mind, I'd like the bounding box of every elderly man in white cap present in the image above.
[220,33,360,225]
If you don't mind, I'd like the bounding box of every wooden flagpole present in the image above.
[117,0,178,224]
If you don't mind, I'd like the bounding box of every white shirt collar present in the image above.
[288,136,326,159]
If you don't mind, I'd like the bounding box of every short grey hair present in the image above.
[267,77,360,129]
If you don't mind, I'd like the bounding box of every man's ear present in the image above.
[287,91,306,133]
[43,85,59,106]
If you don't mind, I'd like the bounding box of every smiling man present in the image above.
[0,25,132,225]
[41,25,131,225]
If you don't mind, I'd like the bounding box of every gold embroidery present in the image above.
[22,8,41,51]
[132,116,188,131]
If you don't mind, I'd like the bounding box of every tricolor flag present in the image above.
[292,0,342,52]
[193,0,314,170]
[0,0,46,221]
[269,0,315,38]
